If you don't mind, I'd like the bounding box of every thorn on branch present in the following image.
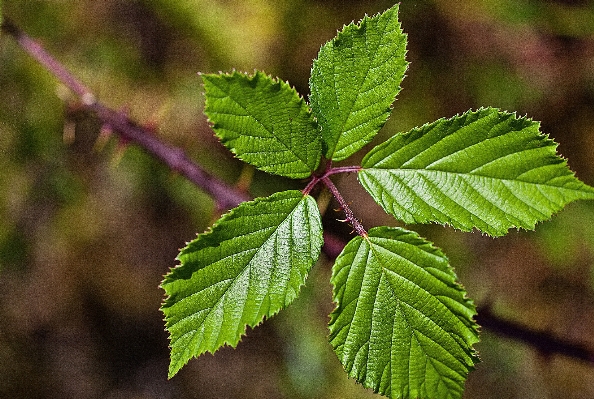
[62,120,76,145]
[94,124,113,152]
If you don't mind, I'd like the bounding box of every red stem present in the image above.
[325,165,362,176]
[302,164,362,196]
[321,176,367,237]
[302,175,320,196]
[303,163,365,236]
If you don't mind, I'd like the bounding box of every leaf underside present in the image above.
[359,107,594,236]
[161,190,323,378]
[330,227,479,399]
[203,71,322,179]
[309,3,408,161]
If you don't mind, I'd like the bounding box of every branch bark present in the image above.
[90,103,250,210]
[476,305,594,363]
[3,17,593,367]
[1,18,249,211]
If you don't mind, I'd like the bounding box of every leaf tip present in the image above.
[167,358,184,380]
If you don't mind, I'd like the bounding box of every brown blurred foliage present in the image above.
[1,1,594,398]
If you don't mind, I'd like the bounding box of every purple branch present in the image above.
[2,18,93,102]
[92,104,250,209]
[1,18,249,210]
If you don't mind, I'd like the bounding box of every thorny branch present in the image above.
[1,18,249,211]
[321,176,367,237]
[3,17,594,367]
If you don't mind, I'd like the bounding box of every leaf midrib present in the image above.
[332,14,393,158]
[371,242,473,352]
[361,167,590,193]
[335,237,471,386]
[170,197,308,339]
[360,169,546,233]
[208,78,315,170]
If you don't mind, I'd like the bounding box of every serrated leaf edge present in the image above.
[202,70,322,178]
[359,107,594,236]
[161,191,323,377]
[309,3,409,161]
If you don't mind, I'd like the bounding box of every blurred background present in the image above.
[1,0,594,398]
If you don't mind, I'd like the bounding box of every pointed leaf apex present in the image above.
[161,191,323,377]
[309,3,408,161]
[360,107,594,236]
[202,71,322,178]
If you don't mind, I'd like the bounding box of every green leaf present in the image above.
[161,190,323,378]
[202,71,321,179]
[359,108,594,236]
[329,227,479,399]
[309,3,408,161]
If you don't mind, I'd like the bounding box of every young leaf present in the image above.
[359,108,594,236]
[202,71,321,179]
[161,190,323,378]
[330,227,479,399]
[309,3,408,161]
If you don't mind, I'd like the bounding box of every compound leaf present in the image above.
[309,3,408,161]
[203,71,321,178]
[161,190,323,378]
[360,108,594,236]
[330,227,478,399]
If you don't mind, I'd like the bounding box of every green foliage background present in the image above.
[1,0,594,398]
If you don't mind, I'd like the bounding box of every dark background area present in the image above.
[1,0,594,398]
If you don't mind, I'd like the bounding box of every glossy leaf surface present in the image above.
[360,108,594,236]
[330,227,479,399]
[162,190,323,377]
[309,3,408,161]
[203,71,321,178]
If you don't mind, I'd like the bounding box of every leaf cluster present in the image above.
[161,4,594,399]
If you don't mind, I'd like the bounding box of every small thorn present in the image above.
[110,138,130,167]
[81,92,96,106]
[94,124,113,152]
[62,120,76,145]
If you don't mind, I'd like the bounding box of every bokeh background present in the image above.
[1,0,594,398]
